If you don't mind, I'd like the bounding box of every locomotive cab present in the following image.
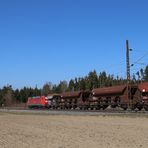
[27,96,48,109]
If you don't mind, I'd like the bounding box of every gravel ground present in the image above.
[0,112,148,148]
[0,108,148,117]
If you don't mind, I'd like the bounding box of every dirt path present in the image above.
[0,112,148,148]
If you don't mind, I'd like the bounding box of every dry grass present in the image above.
[0,112,148,148]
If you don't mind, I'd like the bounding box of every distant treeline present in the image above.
[0,65,148,106]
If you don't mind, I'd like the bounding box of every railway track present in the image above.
[0,107,148,117]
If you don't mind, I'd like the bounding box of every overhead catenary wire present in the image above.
[132,49,148,53]
[134,62,147,66]
[131,52,148,67]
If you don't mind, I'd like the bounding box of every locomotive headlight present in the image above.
[142,89,146,92]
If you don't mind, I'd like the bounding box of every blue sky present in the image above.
[0,0,148,88]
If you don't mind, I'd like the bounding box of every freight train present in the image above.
[27,82,148,111]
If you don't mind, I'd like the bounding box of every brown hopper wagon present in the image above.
[138,82,148,111]
[92,82,148,110]
[60,91,81,109]
[92,85,128,110]
[60,91,91,109]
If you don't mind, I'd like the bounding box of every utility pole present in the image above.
[126,40,131,109]
[126,40,130,85]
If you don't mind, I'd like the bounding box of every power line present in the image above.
[131,52,148,67]
[132,49,148,53]
[99,60,125,71]
[135,62,147,66]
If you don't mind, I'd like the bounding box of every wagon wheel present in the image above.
[120,104,127,110]
[144,105,148,111]
[90,107,93,110]
[137,107,143,111]
[123,107,127,110]
[82,106,86,110]
[131,105,136,110]
[79,107,82,110]
[96,105,101,110]
[102,105,108,110]
[111,104,116,108]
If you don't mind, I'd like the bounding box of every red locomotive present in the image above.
[27,96,48,109]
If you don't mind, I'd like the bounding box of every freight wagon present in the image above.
[138,82,148,110]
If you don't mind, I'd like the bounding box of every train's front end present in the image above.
[27,96,48,109]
